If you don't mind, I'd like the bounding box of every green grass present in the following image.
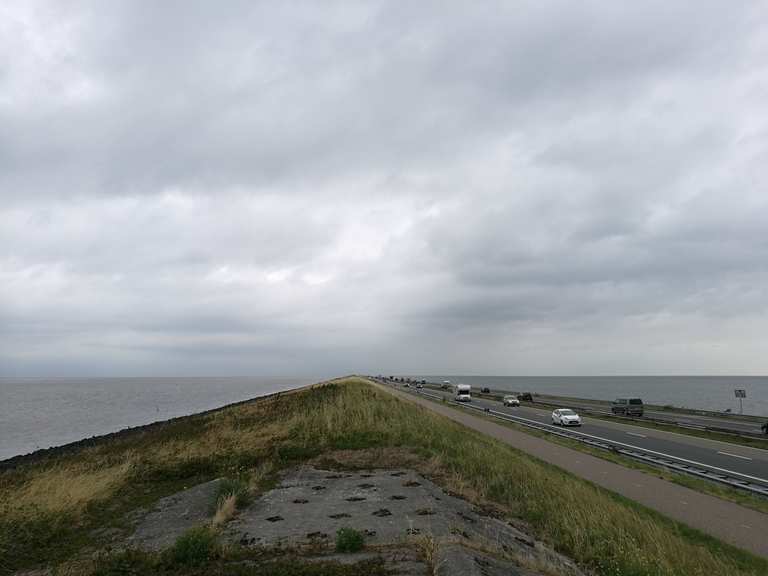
[216,477,251,510]
[92,545,392,575]
[335,527,364,553]
[433,398,768,516]
[2,378,767,576]
[164,526,220,566]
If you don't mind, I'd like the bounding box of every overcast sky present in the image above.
[1,1,767,377]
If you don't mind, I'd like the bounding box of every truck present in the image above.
[612,397,644,417]
[454,383,472,402]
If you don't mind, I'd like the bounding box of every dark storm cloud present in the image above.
[1,1,767,375]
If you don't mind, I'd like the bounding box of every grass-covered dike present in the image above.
[1,377,766,575]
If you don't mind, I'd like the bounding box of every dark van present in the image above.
[612,398,644,417]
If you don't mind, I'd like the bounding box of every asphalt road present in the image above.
[407,384,768,486]
[376,382,768,558]
[534,396,766,434]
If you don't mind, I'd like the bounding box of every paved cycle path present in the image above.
[377,383,768,558]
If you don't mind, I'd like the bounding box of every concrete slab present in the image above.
[225,467,582,576]
[126,478,222,551]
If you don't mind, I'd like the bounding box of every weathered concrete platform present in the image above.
[224,467,582,576]
[126,478,222,551]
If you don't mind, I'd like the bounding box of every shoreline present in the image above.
[0,380,322,470]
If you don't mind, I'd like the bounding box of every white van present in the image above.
[454,384,471,402]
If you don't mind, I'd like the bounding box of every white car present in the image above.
[552,408,581,426]
[503,395,520,407]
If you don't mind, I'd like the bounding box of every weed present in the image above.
[412,533,441,575]
[211,493,237,527]
[162,525,219,567]
[91,549,156,576]
[335,527,364,552]
[217,477,250,509]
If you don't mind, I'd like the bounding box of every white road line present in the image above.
[409,386,768,485]
[626,432,647,438]
[717,451,753,461]
[485,405,768,484]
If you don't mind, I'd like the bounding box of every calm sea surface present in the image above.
[0,377,314,461]
[418,376,768,417]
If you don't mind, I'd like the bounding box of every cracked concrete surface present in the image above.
[224,467,583,576]
[126,478,222,551]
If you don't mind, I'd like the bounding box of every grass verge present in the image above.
[1,377,767,576]
[423,392,768,515]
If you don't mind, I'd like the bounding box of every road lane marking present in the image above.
[626,432,647,438]
[483,404,768,483]
[408,386,768,484]
[717,451,753,461]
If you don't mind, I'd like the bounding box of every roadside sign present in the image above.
[734,389,746,414]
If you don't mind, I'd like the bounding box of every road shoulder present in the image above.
[375,382,768,558]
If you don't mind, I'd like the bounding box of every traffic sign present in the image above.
[734,389,746,414]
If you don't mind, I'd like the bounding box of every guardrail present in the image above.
[418,383,768,441]
[381,381,768,498]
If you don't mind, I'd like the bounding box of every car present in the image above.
[415,382,423,389]
[502,395,520,407]
[517,392,533,402]
[481,387,491,394]
[552,408,581,426]
[612,397,644,417]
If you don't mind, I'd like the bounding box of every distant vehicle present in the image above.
[481,387,491,394]
[502,395,520,407]
[518,392,533,402]
[415,382,423,389]
[441,379,451,390]
[421,379,426,385]
[612,398,644,417]
[454,384,472,402]
[552,408,581,426]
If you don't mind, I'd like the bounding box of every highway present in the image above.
[375,380,768,558]
[528,395,767,435]
[391,382,768,488]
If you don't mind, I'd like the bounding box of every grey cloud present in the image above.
[1,1,767,375]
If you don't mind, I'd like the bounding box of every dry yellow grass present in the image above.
[211,493,237,527]
[6,455,138,517]
[2,396,292,520]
